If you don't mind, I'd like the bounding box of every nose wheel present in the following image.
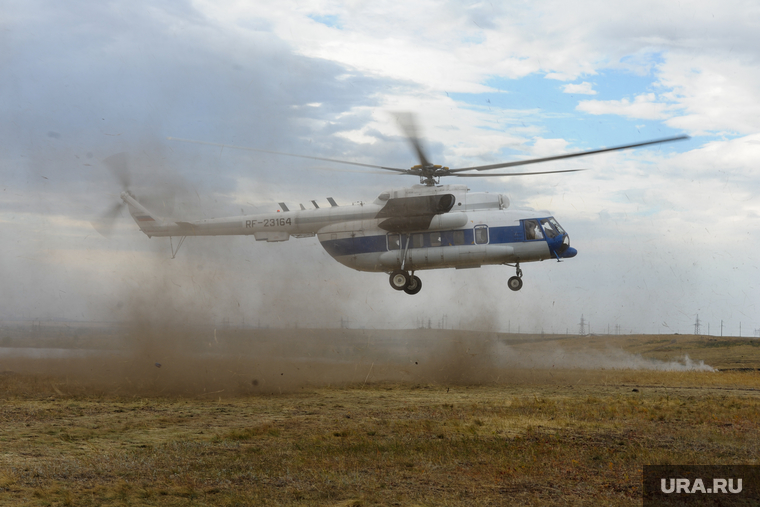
[507,263,523,291]
[389,270,422,295]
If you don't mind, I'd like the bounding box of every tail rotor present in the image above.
[91,153,174,236]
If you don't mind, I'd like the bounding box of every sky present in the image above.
[1,0,759,336]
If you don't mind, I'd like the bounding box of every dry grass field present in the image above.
[1,328,759,506]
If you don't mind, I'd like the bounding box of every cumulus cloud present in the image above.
[658,54,760,135]
[562,82,597,95]
[577,93,674,120]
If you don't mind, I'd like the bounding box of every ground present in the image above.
[0,330,759,506]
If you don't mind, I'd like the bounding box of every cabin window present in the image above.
[387,233,401,250]
[429,232,441,247]
[524,219,544,240]
[453,230,465,245]
[412,233,424,249]
[474,225,488,244]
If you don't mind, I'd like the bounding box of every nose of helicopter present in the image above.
[547,232,577,259]
[561,246,577,258]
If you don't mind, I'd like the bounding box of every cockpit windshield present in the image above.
[540,217,564,239]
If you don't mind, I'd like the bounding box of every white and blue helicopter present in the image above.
[99,116,687,295]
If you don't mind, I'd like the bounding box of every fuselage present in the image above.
[122,184,577,274]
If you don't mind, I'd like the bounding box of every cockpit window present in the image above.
[540,218,559,239]
[524,219,544,240]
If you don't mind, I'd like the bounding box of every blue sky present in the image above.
[1,0,759,336]
[450,71,693,156]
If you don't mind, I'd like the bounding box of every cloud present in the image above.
[576,93,674,120]
[562,82,597,95]
[658,54,760,135]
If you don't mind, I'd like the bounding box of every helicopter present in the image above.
[99,115,688,295]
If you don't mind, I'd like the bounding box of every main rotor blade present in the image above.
[167,137,409,173]
[393,112,432,168]
[448,135,690,173]
[453,168,586,177]
[103,152,131,188]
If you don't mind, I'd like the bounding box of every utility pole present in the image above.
[694,314,701,335]
[579,315,586,335]
[721,320,723,337]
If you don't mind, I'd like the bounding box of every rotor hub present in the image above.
[413,164,450,186]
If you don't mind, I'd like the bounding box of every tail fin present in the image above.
[121,191,165,236]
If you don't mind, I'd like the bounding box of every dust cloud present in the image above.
[1,196,715,396]
[0,320,715,399]
[494,343,714,372]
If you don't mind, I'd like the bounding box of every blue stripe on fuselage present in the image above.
[490,225,524,243]
[320,225,526,257]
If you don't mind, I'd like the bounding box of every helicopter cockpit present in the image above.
[523,217,576,259]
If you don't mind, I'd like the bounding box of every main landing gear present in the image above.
[390,234,422,294]
[507,263,523,292]
[389,269,422,295]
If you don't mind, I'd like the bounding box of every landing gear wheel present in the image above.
[404,275,422,295]
[389,270,410,291]
[508,276,523,291]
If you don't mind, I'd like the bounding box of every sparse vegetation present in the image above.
[1,332,759,505]
[1,368,759,506]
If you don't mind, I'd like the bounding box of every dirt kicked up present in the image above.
[1,328,759,505]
